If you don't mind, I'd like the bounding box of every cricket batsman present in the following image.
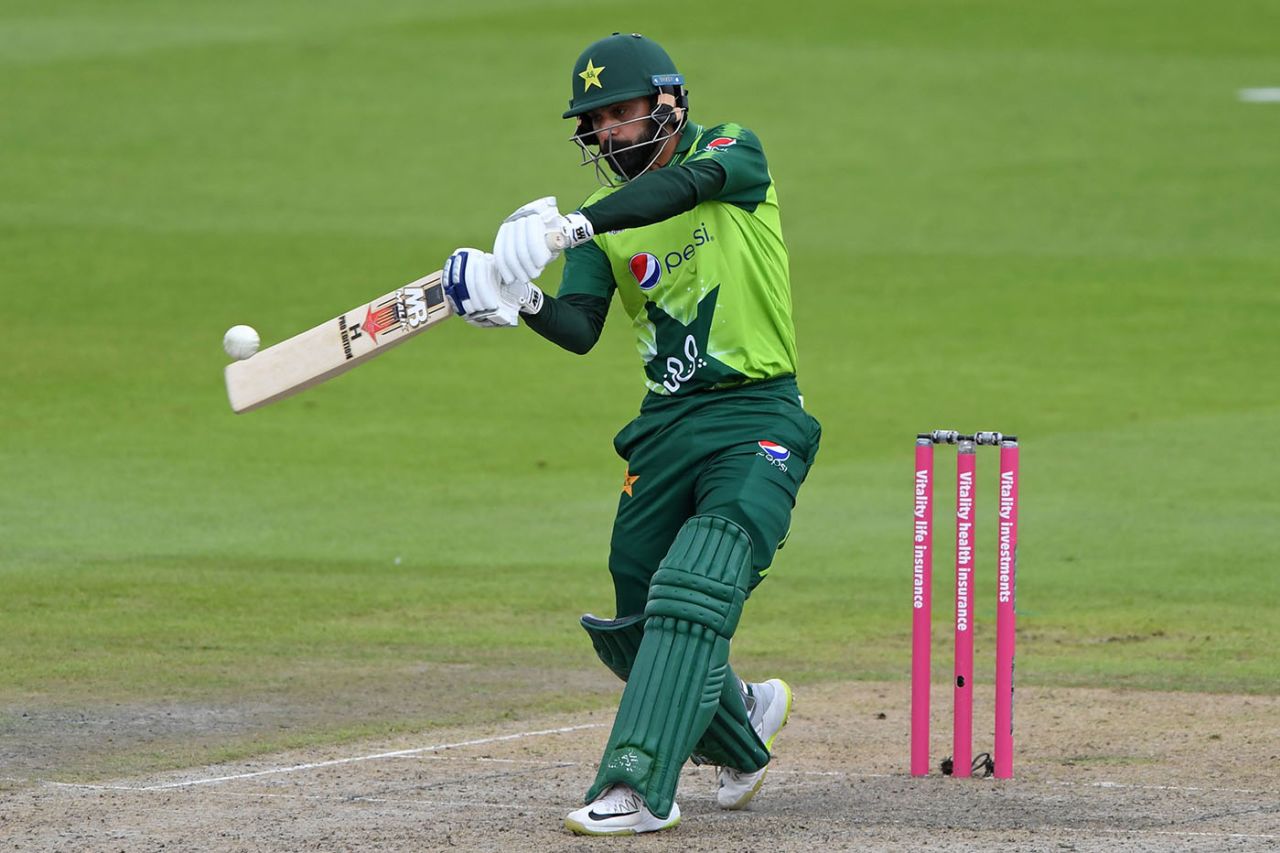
[441,32,821,835]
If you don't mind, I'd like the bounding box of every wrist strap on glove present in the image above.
[561,212,594,248]
[518,283,544,315]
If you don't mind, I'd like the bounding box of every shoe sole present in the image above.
[722,679,794,811]
[564,815,681,836]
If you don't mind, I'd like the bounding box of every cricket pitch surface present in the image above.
[6,682,1277,851]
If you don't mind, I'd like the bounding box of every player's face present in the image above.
[587,97,653,149]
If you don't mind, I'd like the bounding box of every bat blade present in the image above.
[225,271,450,413]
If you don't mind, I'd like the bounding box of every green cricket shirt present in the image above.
[526,119,822,600]
[540,121,798,397]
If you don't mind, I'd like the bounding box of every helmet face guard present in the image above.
[570,89,687,186]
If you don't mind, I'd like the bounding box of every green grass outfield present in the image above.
[3,0,1278,776]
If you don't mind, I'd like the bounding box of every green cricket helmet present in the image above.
[564,33,687,119]
[564,33,689,185]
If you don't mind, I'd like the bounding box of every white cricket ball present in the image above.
[223,324,260,360]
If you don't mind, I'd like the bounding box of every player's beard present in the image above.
[602,121,666,181]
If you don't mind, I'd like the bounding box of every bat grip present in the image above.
[546,231,566,251]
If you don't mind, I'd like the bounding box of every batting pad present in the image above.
[581,614,769,773]
[690,676,770,771]
[581,613,645,681]
[585,515,752,819]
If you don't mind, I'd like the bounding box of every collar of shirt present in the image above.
[674,122,703,158]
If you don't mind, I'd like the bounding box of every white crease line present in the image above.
[42,723,607,791]
[59,785,566,813]
[194,788,563,812]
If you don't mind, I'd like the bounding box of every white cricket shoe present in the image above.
[564,784,681,836]
[717,677,793,810]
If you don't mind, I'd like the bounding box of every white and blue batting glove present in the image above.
[442,248,543,329]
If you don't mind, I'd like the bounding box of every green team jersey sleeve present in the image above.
[679,124,771,209]
[543,121,798,395]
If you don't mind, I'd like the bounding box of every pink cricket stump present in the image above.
[911,436,934,777]
[994,439,1020,778]
[952,438,976,777]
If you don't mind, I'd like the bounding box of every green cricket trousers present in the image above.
[607,375,822,616]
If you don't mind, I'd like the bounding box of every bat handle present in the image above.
[546,231,567,251]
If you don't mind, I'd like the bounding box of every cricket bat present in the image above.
[224,233,564,414]
[224,272,452,414]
